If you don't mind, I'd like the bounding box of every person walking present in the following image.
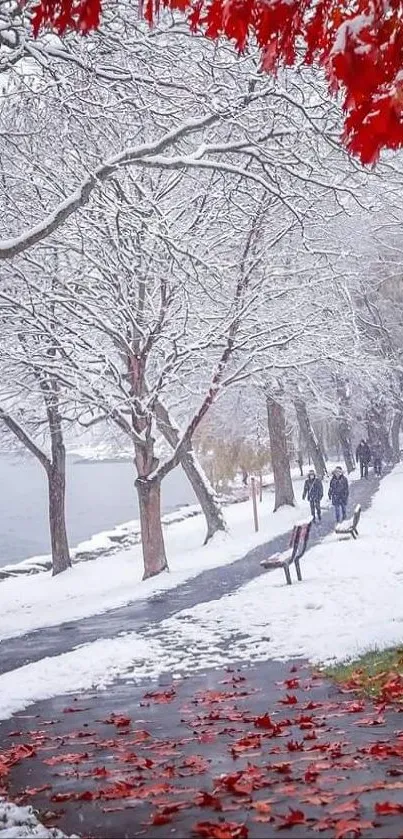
[328,466,349,523]
[372,441,383,477]
[355,439,371,479]
[302,469,323,523]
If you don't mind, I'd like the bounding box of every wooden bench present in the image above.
[335,504,361,539]
[260,520,313,585]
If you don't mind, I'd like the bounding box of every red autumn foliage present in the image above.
[193,821,248,839]
[375,800,403,814]
[334,820,374,839]
[278,807,306,828]
[29,0,403,164]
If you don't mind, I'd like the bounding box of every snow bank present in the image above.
[0,478,308,641]
[0,800,74,838]
[0,467,399,721]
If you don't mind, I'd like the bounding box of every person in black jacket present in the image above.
[356,439,371,479]
[328,466,349,523]
[302,470,323,523]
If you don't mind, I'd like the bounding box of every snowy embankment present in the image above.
[0,800,74,838]
[0,467,399,720]
[0,474,311,641]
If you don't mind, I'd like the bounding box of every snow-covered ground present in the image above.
[0,473,313,641]
[0,466,401,721]
[0,800,74,838]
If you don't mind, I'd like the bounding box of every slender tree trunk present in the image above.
[266,395,295,512]
[136,475,168,580]
[337,419,355,474]
[294,399,327,478]
[391,410,402,463]
[335,378,355,474]
[47,460,71,577]
[154,399,226,543]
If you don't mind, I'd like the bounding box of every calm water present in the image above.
[0,454,196,567]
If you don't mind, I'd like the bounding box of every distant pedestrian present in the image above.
[328,466,349,523]
[302,469,323,523]
[372,442,383,477]
[356,439,371,479]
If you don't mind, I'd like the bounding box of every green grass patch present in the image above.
[324,646,403,700]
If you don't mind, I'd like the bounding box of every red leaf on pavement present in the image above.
[180,755,209,774]
[130,729,151,743]
[278,694,298,706]
[102,714,131,728]
[330,800,360,815]
[334,820,374,839]
[193,821,248,839]
[287,740,304,752]
[344,701,365,713]
[303,701,322,710]
[302,793,334,805]
[375,801,403,814]
[251,800,272,814]
[356,716,385,727]
[195,791,222,810]
[50,793,75,803]
[271,762,291,775]
[120,752,153,769]
[231,735,261,756]
[152,813,172,825]
[253,714,274,730]
[44,752,89,765]
[142,688,176,705]
[278,808,306,828]
[284,679,300,689]
[24,785,52,795]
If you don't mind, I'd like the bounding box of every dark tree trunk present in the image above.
[266,395,295,511]
[367,402,393,462]
[338,420,355,474]
[47,460,71,577]
[136,476,168,580]
[391,410,402,463]
[180,450,226,543]
[294,399,327,478]
[154,399,226,543]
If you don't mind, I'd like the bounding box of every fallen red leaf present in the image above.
[102,713,131,728]
[151,813,172,825]
[278,808,306,828]
[375,801,403,815]
[195,791,222,810]
[334,820,374,839]
[193,821,248,839]
[142,688,176,705]
[24,784,52,795]
[330,800,360,815]
[44,752,89,765]
[231,735,261,756]
[278,694,298,706]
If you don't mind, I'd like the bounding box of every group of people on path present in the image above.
[303,466,348,524]
[356,439,383,478]
[302,437,384,524]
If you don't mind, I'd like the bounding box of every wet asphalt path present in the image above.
[0,472,384,676]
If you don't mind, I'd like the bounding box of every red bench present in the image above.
[260,520,313,585]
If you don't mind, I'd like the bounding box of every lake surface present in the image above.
[0,454,196,567]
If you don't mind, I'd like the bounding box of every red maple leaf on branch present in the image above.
[29,0,403,165]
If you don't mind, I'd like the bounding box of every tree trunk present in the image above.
[367,402,393,462]
[294,399,327,478]
[136,476,168,580]
[337,419,355,474]
[154,398,226,543]
[48,463,71,576]
[391,410,402,463]
[266,396,295,511]
[335,378,355,474]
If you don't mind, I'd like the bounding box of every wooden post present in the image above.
[259,473,263,503]
[251,476,259,532]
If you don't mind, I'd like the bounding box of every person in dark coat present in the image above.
[302,469,323,523]
[372,442,383,477]
[328,466,349,523]
[356,439,371,479]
